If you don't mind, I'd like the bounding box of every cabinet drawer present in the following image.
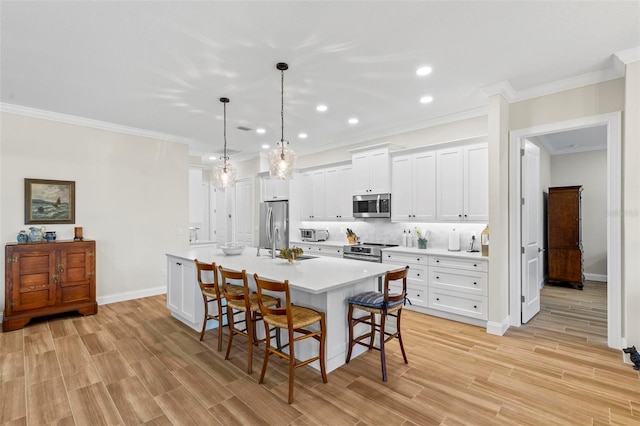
[429,256,487,272]
[383,252,427,265]
[389,283,428,309]
[429,268,487,296]
[428,288,487,320]
[384,261,427,286]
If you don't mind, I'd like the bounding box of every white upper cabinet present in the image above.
[325,164,353,220]
[351,147,390,195]
[391,150,437,222]
[300,169,326,220]
[261,176,289,201]
[436,143,488,222]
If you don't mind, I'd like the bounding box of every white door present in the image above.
[234,178,254,246]
[521,139,542,323]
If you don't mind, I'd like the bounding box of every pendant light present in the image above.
[268,62,296,180]
[212,97,237,189]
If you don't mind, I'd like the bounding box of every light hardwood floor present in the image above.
[1,280,638,425]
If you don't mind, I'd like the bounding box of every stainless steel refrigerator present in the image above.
[259,200,289,251]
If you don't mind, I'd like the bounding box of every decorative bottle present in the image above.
[481,225,490,256]
[17,230,28,243]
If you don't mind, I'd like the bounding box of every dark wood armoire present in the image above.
[547,186,584,289]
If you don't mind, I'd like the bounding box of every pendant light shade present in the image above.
[212,97,237,189]
[268,62,296,180]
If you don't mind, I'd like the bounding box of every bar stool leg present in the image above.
[380,311,387,382]
[288,328,295,404]
[319,313,328,383]
[224,306,235,361]
[199,300,209,341]
[247,311,254,374]
[368,313,375,350]
[346,303,355,363]
[259,323,271,384]
[397,309,408,364]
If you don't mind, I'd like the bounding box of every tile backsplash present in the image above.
[296,219,487,251]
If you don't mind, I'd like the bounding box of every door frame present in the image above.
[508,111,622,349]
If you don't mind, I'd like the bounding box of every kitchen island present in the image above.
[166,246,394,372]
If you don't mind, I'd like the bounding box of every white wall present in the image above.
[0,112,190,312]
[550,150,607,276]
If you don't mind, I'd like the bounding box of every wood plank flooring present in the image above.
[1,280,638,425]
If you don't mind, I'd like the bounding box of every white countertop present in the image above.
[381,246,489,260]
[290,240,347,248]
[166,246,391,294]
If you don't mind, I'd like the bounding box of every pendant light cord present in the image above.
[280,67,285,157]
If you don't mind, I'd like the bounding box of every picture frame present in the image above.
[24,178,75,224]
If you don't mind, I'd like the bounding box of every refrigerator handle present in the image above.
[265,207,273,243]
[376,194,380,214]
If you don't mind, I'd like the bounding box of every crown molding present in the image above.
[481,62,627,104]
[0,103,193,145]
[615,46,640,65]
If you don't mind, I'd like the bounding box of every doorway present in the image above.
[509,112,622,349]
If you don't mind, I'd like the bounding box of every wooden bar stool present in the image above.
[254,273,327,404]
[345,266,409,382]
[194,260,243,350]
[218,266,280,374]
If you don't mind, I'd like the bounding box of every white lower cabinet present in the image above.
[383,251,428,310]
[166,255,200,328]
[383,249,489,325]
[428,256,488,320]
[298,242,344,258]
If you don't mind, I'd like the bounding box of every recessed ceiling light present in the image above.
[316,105,328,112]
[298,133,308,139]
[348,118,359,125]
[420,95,434,104]
[256,128,266,134]
[262,144,270,149]
[416,66,432,76]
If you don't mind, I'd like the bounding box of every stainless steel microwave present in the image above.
[353,193,391,218]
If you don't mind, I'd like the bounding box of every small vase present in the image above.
[28,226,44,242]
[418,239,427,249]
[17,230,29,243]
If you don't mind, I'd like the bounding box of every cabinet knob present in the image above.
[436,260,440,263]
[473,282,477,285]
[473,264,477,267]
[458,214,462,218]
[436,276,440,279]
[176,262,182,266]
[474,305,477,309]
[417,273,420,277]
[436,298,440,301]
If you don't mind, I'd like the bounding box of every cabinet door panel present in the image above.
[369,149,390,193]
[391,155,413,221]
[324,168,341,219]
[413,151,437,221]
[61,284,91,303]
[437,147,464,221]
[351,153,371,195]
[10,250,57,312]
[464,144,489,221]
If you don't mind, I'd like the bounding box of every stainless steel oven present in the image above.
[343,243,398,263]
[352,193,391,218]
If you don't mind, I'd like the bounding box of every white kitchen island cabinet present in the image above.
[166,247,393,373]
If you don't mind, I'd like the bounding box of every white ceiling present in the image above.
[1,1,638,164]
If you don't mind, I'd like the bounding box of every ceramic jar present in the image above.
[44,231,57,242]
[28,226,45,242]
[17,230,29,243]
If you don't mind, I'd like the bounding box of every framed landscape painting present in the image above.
[25,178,75,224]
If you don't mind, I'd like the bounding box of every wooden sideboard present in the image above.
[3,240,97,332]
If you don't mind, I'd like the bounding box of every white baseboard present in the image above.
[486,315,510,336]
[584,273,607,282]
[97,286,166,306]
